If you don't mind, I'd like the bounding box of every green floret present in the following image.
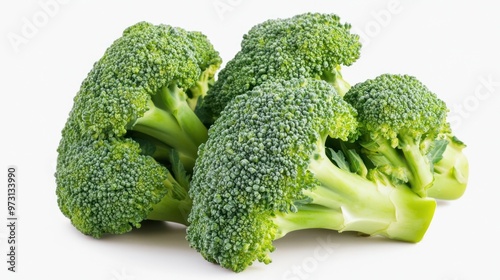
[187,78,436,272]
[185,31,222,110]
[344,74,448,197]
[198,12,361,124]
[55,21,221,237]
[56,136,191,237]
[72,21,221,166]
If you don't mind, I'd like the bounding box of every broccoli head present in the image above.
[187,78,436,272]
[198,12,361,124]
[344,74,449,197]
[56,136,191,237]
[55,21,221,238]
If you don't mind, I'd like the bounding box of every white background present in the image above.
[1,0,500,279]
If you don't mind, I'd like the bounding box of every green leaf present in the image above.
[427,139,449,164]
[344,148,368,177]
[327,148,350,172]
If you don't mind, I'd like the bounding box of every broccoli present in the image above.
[198,12,361,124]
[426,124,469,200]
[343,74,451,198]
[187,78,436,272]
[55,21,221,238]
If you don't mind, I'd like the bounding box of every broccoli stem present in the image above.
[274,142,436,242]
[365,136,409,171]
[427,137,468,200]
[131,84,208,161]
[150,141,196,173]
[360,136,411,182]
[132,102,200,160]
[159,84,209,147]
[399,135,434,197]
[147,173,192,226]
[147,195,192,226]
[361,135,433,197]
[128,131,197,172]
[320,65,351,97]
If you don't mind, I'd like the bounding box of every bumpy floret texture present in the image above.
[201,12,361,121]
[56,21,220,237]
[344,74,448,147]
[56,136,170,237]
[187,78,357,271]
[72,21,220,139]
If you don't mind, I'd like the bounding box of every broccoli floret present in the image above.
[56,136,191,237]
[187,78,436,272]
[55,21,221,238]
[344,74,449,197]
[198,12,361,124]
[185,31,222,110]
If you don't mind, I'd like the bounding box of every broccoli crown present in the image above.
[56,136,171,237]
[73,21,221,139]
[344,74,448,147]
[56,21,220,237]
[201,12,361,122]
[187,78,357,271]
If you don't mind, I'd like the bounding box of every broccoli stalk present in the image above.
[132,84,208,170]
[320,65,352,97]
[146,155,192,225]
[147,190,192,225]
[427,134,469,200]
[274,136,435,242]
[358,133,435,198]
[398,134,435,197]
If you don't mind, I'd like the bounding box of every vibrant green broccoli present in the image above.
[343,74,450,197]
[55,21,221,238]
[187,78,436,272]
[197,12,361,124]
[426,123,469,200]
